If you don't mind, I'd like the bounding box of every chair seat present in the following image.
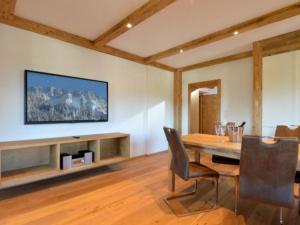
[201,154,240,177]
[189,161,219,178]
[295,171,300,184]
[212,155,240,165]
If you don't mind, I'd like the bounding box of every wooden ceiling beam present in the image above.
[179,29,300,73]
[260,29,300,56]
[0,0,17,19]
[93,0,175,47]
[148,61,176,72]
[0,16,176,72]
[145,2,300,63]
[179,51,252,72]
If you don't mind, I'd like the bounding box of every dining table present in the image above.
[168,133,300,192]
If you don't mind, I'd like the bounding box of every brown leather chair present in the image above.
[163,127,219,216]
[275,125,300,214]
[275,125,300,139]
[239,135,299,224]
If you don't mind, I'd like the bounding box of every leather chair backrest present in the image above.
[163,127,189,180]
[240,135,299,208]
[275,125,300,139]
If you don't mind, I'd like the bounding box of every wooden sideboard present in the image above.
[0,133,130,189]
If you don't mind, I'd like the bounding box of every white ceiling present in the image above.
[14,0,300,68]
[159,15,300,67]
[109,0,299,56]
[15,0,149,39]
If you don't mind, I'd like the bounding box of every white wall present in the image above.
[0,24,173,156]
[182,58,253,134]
[146,67,173,154]
[262,50,300,136]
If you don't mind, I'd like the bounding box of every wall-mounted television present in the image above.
[25,70,108,124]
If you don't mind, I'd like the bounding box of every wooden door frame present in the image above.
[188,79,221,134]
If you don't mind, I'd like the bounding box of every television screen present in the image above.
[25,70,108,124]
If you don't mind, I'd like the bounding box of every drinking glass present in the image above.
[214,122,221,136]
[219,125,226,143]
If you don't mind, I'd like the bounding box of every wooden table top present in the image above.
[182,133,300,171]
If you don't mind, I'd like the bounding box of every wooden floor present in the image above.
[0,152,299,225]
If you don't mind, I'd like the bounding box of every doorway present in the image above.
[188,80,221,134]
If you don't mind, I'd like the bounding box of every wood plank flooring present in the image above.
[0,152,299,225]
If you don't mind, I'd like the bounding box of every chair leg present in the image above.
[166,180,198,201]
[164,178,218,216]
[169,170,175,192]
[235,176,240,215]
[280,207,283,225]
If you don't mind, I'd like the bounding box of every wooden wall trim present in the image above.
[179,51,252,72]
[145,2,300,63]
[0,0,16,19]
[173,70,182,132]
[94,0,175,47]
[252,42,263,135]
[0,16,176,72]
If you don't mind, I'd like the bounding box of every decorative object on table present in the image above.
[214,121,222,136]
[25,70,108,124]
[225,122,235,135]
[228,121,246,143]
[212,121,241,168]
[214,121,226,142]
[228,126,243,143]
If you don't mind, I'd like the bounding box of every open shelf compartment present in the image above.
[100,136,130,161]
[0,144,60,187]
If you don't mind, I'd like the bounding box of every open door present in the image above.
[188,80,221,134]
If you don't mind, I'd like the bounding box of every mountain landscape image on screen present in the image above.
[26,71,108,123]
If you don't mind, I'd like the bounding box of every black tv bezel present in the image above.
[24,70,109,124]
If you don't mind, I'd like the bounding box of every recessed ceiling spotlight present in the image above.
[233,30,239,35]
[179,49,184,53]
[126,23,132,28]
